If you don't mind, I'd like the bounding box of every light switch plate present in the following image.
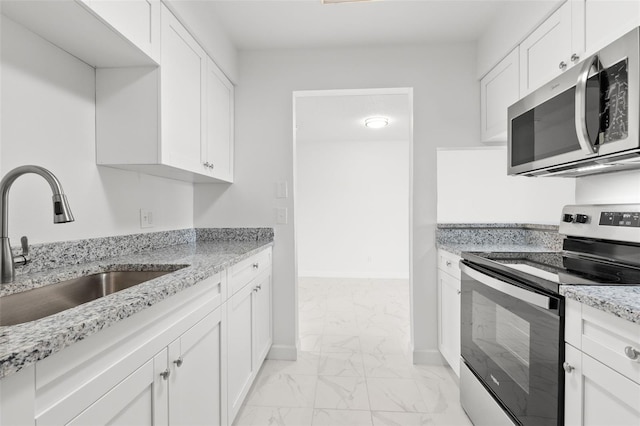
[277,181,289,198]
[276,207,288,224]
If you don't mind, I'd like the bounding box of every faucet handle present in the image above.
[20,236,29,257]
[14,236,30,266]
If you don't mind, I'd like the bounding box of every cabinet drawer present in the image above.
[228,248,272,296]
[438,249,461,280]
[566,299,640,385]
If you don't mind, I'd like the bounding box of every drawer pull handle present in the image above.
[624,346,640,361]
[559,61,567,70]
[253,263,259,269]
[160,369,170,380]
[562,362,574,373]
[446,261,452,267]
[174,357,183,367]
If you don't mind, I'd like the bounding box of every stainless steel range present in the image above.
[459,204,640,426]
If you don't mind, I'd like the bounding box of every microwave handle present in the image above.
[575,54,600,155]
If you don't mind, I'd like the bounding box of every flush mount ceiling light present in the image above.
[364,116,389,129]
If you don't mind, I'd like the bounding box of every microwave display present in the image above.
[601,59,629,143]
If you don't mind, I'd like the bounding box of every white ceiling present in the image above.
[184,0,506,51]
[296,93,411,143]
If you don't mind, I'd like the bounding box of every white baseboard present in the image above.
[412,349,447,365]
[267,344,297,361]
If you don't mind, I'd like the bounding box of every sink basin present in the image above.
[0,270,179,326]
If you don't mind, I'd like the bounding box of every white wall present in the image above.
[194,44,482,362]
[1,16,194,244]
[297,139,409,279]
[437,147,576,223]
[575,170,640,204]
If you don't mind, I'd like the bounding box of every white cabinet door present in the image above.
[565,344,640,426]
[437,269,461,377]
[254,271,273,366]
[519,1,584,95]
[227,283,256,423]
[168,307,226,426]
[84,0,161,61]
[480,48,519,143]
[160,4,206,174]
[205,57,234,182]
[65,349,168,426]
[585,0,640,52]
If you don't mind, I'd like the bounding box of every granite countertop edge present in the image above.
[436,243,555,256]
[560,286,640,325]
[0,239,273,379]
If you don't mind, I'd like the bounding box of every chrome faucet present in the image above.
[0,165,74,284]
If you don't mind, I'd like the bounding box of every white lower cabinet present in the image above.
[227,267,273,423]
[564,299,640,426]
[0,248,273,426]
[437,249,462,377]
[65,350,168,426]
[168,308,226,426]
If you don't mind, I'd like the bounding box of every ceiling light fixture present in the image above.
[364,116,389,129]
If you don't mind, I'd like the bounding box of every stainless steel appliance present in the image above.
[508,28,640,177]
[460,204,640,426]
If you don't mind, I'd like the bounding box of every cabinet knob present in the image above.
[559,61,567,70]
[571,53,580,62]
[203,162,210,168]
[456,289,461,295]
[562,362,574,373]
[174,357,184,367]
[160,369,170,380]
[624,346,640,361]
[446,260,452,267]
[252,262,259,269]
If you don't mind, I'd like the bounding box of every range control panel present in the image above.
[599,211,640,227]
[559,204,640,243]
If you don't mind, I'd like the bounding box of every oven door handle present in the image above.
[460,263,553,310]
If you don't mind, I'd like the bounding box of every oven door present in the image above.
[460,262,563,426]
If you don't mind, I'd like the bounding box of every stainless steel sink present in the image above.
[0,270,178,326]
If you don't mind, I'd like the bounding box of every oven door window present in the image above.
[461,269,562,426]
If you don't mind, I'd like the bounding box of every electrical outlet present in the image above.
[140,209,154,228]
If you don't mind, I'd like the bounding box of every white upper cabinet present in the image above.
[585,0,640,53]
[1,0,159,67]
[205,57,235,182]
[519,0,585,96]
[480,48,519,143]
[96,4,235,183]
[83,0,161,62]
[160,4,207,176]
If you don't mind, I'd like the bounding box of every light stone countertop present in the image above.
[437,243,554,256]
[0,239,273,379]
[560,286,640,325]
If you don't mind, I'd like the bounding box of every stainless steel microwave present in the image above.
[508,27,640,177]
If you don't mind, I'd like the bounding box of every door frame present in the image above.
[292,87,414,353]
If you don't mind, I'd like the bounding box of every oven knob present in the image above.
[575,214,589,224]
[562,214,574,223]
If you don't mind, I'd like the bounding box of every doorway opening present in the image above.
[293,88,414,358]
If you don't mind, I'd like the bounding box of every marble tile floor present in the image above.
[234,277,472,426]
